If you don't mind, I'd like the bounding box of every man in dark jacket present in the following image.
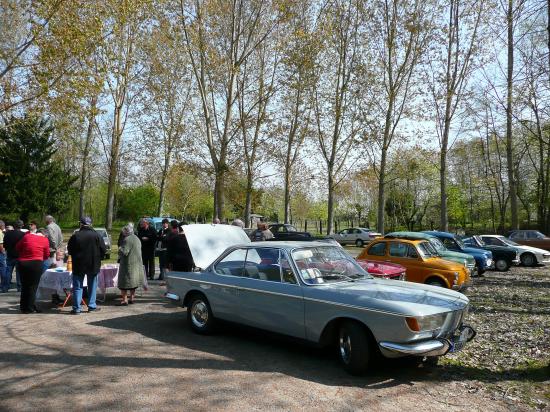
[3,220,26,292]
[137,218,157,280]
[167,221,194,272]
[67,216,106,314]
[157,218,171,281]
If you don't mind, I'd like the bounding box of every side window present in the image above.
[442,238,456,249]
[527,231,538,239]
[407,245,419,258]
[214,249,247,276]
[482,237,496,245]
[510,232,522,240]
[368,242,387,256]
[269,226,280,233]
[354,229,361,234]
[389,242,408,257]
[280,252,297,284]
[244,248,282,282]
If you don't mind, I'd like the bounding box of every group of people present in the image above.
[0,216,63,313]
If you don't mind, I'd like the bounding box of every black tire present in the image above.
[425,278,446,288]
[474,264,485,276]
[494,258,510,272]
[337,320,371,375]
[355,239,364,248]
[520,253,536,267]
[186,294,215,334]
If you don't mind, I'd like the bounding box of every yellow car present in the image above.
[357,238,470,290]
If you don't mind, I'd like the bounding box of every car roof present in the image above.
[371,237,425,245]
[231,241,337,250]
[385,231,433,240]
[423,230,454,238]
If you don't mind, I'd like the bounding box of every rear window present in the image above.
[368,242,386,256]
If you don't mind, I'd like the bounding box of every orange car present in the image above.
[357,238,470,290]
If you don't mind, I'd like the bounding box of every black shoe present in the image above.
[128,300,135,304]
[33,307,43,313]
[88,307,101,312]
[116,301,128,306]
[70,309,81,315]
[21,310,33,314]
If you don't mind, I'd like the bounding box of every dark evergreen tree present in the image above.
[0,116,78,222]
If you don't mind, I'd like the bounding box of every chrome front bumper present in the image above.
[452,279,471,291]
[379,325,476,357]
[165,292,181,304]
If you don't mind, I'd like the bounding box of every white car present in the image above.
[330,228,382,247]
[480,235,550,267]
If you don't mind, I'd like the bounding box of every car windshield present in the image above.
[473,236,485,246]
[454,236,466,248]
[429,237,445,252]
[292,246,371,284]
[501,237,519,246]
[417,241,437,257]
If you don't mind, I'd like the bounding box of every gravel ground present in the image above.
[0,262,547,411]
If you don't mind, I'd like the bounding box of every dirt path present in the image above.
[0,273,545,411]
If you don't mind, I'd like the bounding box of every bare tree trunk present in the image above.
[283,163,291,224]
[327,171,334,235]
[105,104,122,230]
[377,146,388,233]
[157,153,170,216]
[506,0,519,230]
[79,95,97,218]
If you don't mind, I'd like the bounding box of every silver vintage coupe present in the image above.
[166,224,476,375]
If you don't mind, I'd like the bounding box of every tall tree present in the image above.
[370,0,433,233]
[429,0,484,231]
[180,0,276,220]
[312,0,364,235]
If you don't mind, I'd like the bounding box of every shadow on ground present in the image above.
[1,311,544,390]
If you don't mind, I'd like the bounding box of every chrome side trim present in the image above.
[301,297,404,317]
[176,277,405,316]
[178,277,303,299]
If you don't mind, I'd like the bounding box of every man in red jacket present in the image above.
[67,217,106,314]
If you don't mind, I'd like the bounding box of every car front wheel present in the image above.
[355,239,364,247]
[494,258,510,272]
[338,321,371,375]
[520,253,536,267]
[187,294,215,334]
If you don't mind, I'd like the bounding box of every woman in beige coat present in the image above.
[117,223,144,306]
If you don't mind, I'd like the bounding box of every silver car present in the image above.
[166,225,475,375]
[330,227,382,247]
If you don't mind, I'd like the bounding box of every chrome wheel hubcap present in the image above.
[339,333,352,364]
[191,301,208,328]
[496,260,507,270]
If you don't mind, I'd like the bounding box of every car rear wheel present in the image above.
[520,253,536,267]
[494,258,510,272]
[338,321,371,375]
[425,278,446,288]
[187,294,215,334]
[355,239,364,247]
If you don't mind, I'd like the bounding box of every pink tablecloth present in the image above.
[97,264,149,292]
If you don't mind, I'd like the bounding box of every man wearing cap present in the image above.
[67,217,106,314]
[157,218,171,281]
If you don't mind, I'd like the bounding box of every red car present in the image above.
[356,259,406,280]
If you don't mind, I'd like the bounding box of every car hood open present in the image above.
[182,224,250,269]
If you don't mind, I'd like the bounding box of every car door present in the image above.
[336,229,349,244]
[209,248,248,321]
[236,247,305,338]
[386,242,424,283]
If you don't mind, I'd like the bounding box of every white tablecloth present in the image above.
[36,269,87,299]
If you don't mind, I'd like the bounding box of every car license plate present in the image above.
[449,325,476,353]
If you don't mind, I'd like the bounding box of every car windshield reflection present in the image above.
[292,246,371,285]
